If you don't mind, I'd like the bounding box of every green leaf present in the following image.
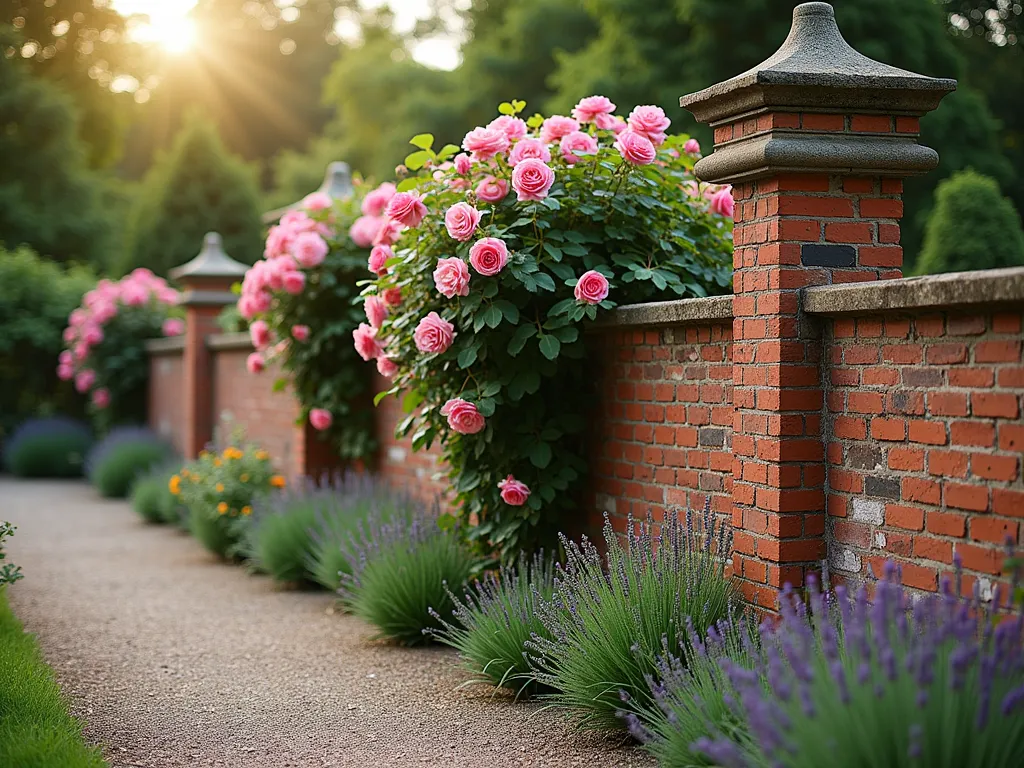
[498,102,515,115]
[547,262,575,282]
[526,113,544,129]
[533,273,556,292]
[402,389,424,414]
[512,99,526,113]
[272,377,288,393]
[529,442,552,469]
[437,144,460,160]
[437,513,457,531]
[483,305,503,329]
[554,326,579,344]
[542,243,562,261]
[508,370,540,400]
[396,177,420,193]
[539,334,561,360]
[476,397,496,417]
[481,381,501,397]
[404,150,431,170]
[409,133,434,150]
[540,196,561,210]
[373,390,390,406]
[458,345,478,369]
[493,300,520,324]
[507,324,536,356]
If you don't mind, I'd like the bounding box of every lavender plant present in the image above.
[340,502,478,645]
[686,558,1024,768]
[130,461,182,525]
[3,417,92,478]
[306,472,416,591]
[427,552,556,697]
[86,426,172,498]
[528,503,735,730]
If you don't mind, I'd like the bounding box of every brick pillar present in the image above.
[680,2,954,609]
[169,233,250,459]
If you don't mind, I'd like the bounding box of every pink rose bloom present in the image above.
[303,192,332,212]
[559,131,599,164]
[369,245,393,276]
[69,308,87,327]
[246,353,265,374]
[237,295,256,320]
[487,115,528,141]
[385,192,427,228]
[413,312,455,354]
[73,342,88,362]
[627,105,671,147]
[433,257,471,299]
[572,95,616,124]
[74,369,95,393]
[82,325,103,346]
[352,323,384,361]
[282,271,306,295]
[476,176,508,204]
[454,153,472,175]
[709,186,735,218]
[382,287,402,307]
[291,324,310,342]
[57,364,73,381]
[444,202,483,242]
[309,408,333,431]
[364,296,388,329]
[595,113,625,132]
[350,215,384,247]
[162,318,185,337]
[376,356,398,378]
[63,327,77,344]
[615,130,656,165]
[540,115,580,143]
[291,231,328,268]
[59,350,72,367]
[469,238,509,276]
[92,300,117,324]
[684,138,701,155]
[448,177,470,192]
[461,127,510,161]
[121,282,148,306]
[91,388,110,409]
[498,475,530,506]
[575,270,610,304]
[508,138,552,166]
[361,182,397,216]
[440,398,486,435]
[511,158,555,202]
[373,218,403,246]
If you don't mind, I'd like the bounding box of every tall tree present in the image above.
[124,116,263,276]
[0,41,111,265]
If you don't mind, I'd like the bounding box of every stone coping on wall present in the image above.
[207,332,254,351]
[594,295,733,329]
[144,336,186,355]
[803,266,1024,316]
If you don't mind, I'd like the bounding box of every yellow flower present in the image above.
[255,450,269,461]
[168,475,181,495]
[213,457,222,467]
[215,483,225,493]
[200,450,210,459]
[223,447,243,460]
[240,473,250,483]
[217,502,228,514]
[241,505,252,516]
[270,475,286,489]
[181,468,190,478]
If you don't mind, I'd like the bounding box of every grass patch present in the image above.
[0,588,107,767]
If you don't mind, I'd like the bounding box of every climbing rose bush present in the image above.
[58,269,181,426]
[360,98,732,554]
[240,183,396,459]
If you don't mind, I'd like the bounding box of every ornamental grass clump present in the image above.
[3,417,92,478]
[174,443,284,559]
[86,426,173,498]
[528,503,735,731]
[306,471,416,591]
[428,552,556,697]
[340,503,477,645]
[130,461,183,525]
[239,180,386,460]
[358,98,732,554]
[672,559,1024,768]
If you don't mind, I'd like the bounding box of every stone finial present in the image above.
[680,2,956,184]
[262,161,354,224]
[169,232,249,282]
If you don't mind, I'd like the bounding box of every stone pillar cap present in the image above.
[680,2,956,124]
[169,232,250,282]
[262,161,353,224]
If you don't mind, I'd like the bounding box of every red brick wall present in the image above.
[149,349,185,455]
[590,322,734,533]
[825,308,1024,597]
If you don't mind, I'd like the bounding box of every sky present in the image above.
[110,0,461,69]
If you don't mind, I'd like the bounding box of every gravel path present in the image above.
[2,478,652,768]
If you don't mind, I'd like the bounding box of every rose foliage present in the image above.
[360,98,732,555]
[58,269,181,427]
[240,184,397,460]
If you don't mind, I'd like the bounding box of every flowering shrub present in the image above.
[239,184,397,460]
[57,269,181,426]
[3,417,92,478]
[131,461,185,525]
[359,98,732,552]
[637,559,1024,768]
[173,443,284,559]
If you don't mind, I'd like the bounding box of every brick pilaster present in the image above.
[680,1,954,608]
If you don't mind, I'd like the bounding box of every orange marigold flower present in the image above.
[240,473,250,483]
[270,475,286,489]
[217,502,228,514]
[255,449,269,461]
[241,506,252,516]
[215,483,225,493]
[168,475,181,495]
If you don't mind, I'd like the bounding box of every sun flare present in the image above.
[131,15,197,54]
